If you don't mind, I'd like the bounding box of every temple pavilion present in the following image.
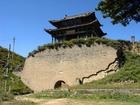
[45,11,106,43]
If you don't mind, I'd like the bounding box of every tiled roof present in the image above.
[50,11,95,23]
[45,19,99,32]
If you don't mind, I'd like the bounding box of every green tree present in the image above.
[96,0,140,26]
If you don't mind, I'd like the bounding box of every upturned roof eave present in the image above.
[46,19,100,32]
[45,30,106,38]
[49,11,95,24]
[45,23,106,37]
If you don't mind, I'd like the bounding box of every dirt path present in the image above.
[15,95,45,104]
[14,94,139,105]
[14,95,97,105]
[15,95,81,105]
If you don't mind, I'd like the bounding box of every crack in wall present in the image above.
[22,44,120,91]
[80,47,125,84]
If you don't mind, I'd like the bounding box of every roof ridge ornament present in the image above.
[45,11,106,42]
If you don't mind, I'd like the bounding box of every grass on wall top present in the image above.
[28,37,131,57]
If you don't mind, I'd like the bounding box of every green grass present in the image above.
[72,92,140,103]
[73,51,140,89]
[32,90,140,104]
[0,100,36,105]
[0,46,33,101]
[0,69,33,95]
[33,90,71,99]
[28,37,131,57]
[72,82,140,89]
[31,51,140,104]
[0,46,25,71]
[29,50,140,104]
[105,52,140,83]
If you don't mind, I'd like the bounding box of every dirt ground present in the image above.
[14,95,139,105]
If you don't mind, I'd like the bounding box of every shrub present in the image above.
[34,90,71,99]
[47,44,55,49]
[54,43,62,49]
[63,41,74,48]
[38,46,46,52]
[28,37,133,57]
[0,91,14,101]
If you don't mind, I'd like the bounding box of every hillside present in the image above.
[73,51,140,89]
[0,46,24,71]
[0,46,32,98]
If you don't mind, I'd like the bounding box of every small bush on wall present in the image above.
[28,37,132,57]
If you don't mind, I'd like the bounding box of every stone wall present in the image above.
[21,44,117,92]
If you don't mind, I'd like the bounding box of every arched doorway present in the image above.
[54,80,65,89]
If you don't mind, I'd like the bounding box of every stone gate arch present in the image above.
[54,80,66,89]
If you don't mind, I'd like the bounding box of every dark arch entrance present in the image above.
[54,80,66,89]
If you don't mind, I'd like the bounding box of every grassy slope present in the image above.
[73,51,140,89]
[0,46,24,68]
[0,46,32,96]
[32,51,140,104]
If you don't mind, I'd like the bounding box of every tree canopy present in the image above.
[96,0,140,26]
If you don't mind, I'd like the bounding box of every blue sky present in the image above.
[0,0,140,57]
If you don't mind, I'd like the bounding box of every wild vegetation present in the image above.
[96,0,140,26]
[28,37,131,57]
[73,51,140,89]
[33,90,140,104]
[0,46,32,101]
[0,100,36,105]
[31,51,140,104]
[1,38,139,104]
[0,46,24,71]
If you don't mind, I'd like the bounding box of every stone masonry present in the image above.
[21,44,117,92]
